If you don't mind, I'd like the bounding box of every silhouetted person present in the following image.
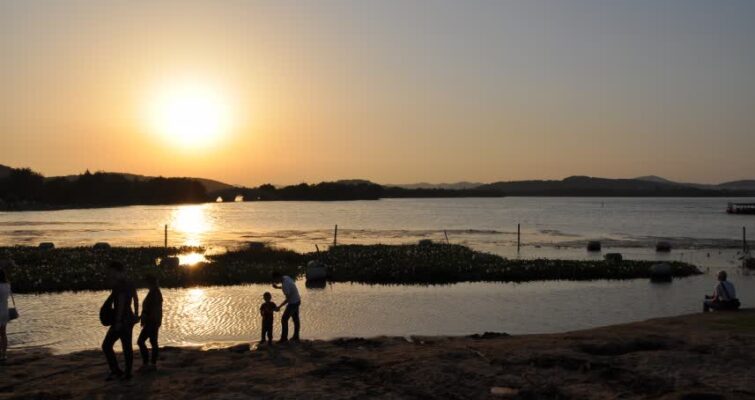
[259,292,278,345]
[0,268,13,364]
[137,274,162,371]
[272,272,301,342]
[101,261,138,381]
[704,270,740,312]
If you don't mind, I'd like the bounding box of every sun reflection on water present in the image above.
[170,204,212,247]
[178,252,208,266]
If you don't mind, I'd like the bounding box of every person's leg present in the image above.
[280,307,291,342]
[290,303,301,341]
[101,326,122,376]
[0,324,7,361]
[703,299,711,312]
[120,325,134,378]
[137,326,150,366]
[267,321,273,344]
[149,326,159,366]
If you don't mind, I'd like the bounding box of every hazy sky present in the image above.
[2,0,754,185]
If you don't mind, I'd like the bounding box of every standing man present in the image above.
[102,261,139,381]
[272,271,301,342]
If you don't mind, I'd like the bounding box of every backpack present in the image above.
[99,293,115,326]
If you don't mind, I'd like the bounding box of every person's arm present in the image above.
[272,283,282,289]
[133,287,140,318]
[277,299,288,311]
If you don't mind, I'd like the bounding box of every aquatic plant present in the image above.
[0,242,701,293]
[321,243,701,284]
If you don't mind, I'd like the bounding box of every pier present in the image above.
[726,202,755,214]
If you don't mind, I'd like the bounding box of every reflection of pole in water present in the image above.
[517,224,521,253]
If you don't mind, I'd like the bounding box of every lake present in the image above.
[2,197,753,257]
[2,197,754,353]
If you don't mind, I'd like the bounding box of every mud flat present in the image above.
[1,310,753,399]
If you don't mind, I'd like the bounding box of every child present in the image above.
[259,292,277,345]
[137,274,162,371]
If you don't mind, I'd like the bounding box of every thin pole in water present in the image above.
[517,224,521,253]
[333,224,338,247]
[444,230,449,244]
[164,224,168,249]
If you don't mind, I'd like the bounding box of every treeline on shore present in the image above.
[1,243,701,293]
[0,166,503,210]
[211,182,503,202]
[0,168,207,210]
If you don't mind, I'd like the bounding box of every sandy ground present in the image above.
[1,311,754,400]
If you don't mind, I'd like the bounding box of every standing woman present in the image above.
[0,268,12,364]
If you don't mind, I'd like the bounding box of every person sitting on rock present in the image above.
[703,270,740,312]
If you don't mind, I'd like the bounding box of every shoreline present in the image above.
[1,311,753,399]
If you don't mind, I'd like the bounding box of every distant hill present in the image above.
[633,175,679,185]
[388,182,485,190]
[717,180,755,191]
[478,176,751,197]
[49,171,236,193]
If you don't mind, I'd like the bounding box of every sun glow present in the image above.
[147,81,232,148]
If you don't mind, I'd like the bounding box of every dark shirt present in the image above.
[112,279,137,324]
[260,301,276,323]
[141,287,163,327]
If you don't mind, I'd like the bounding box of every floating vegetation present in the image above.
[321,243,701,284]
[0,242,701,293]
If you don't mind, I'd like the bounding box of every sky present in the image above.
[1,0,754,186]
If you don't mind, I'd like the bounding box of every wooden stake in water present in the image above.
[164,224,168,249]
[333,224,338,247]
[444,230,449,244]
[517,224,521,252]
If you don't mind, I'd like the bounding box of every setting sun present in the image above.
[147,81,232,149]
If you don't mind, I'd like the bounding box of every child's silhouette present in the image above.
[259,292,278,345]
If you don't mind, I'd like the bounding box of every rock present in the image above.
[93,242,111,250]
[587,241,602,252]
[247,242,267,251]
[227,343,250,353]
[491,387,519,397]
[650,263,672,282]
[39,242,55,250]
[604,253,623,263]
[656,241,672,252]
[305,260,328,281]
[160,256,180,268]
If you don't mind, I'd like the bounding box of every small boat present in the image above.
[727,202,755,215]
